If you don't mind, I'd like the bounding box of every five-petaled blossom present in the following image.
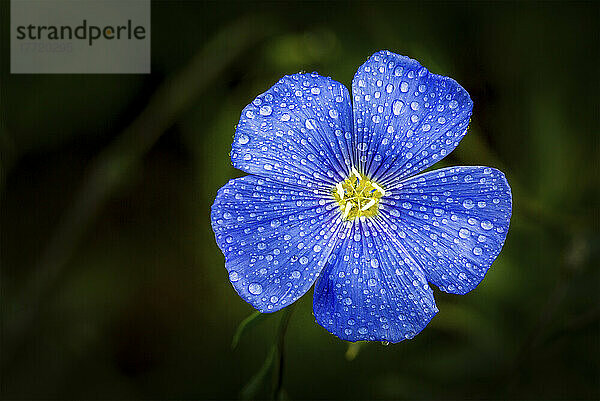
[211,50,512,343]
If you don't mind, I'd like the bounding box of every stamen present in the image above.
[342,202,353,219]
[371,183,386,196]
[336,182,344,199]
[333,171,386,220]
[360,199,376,211]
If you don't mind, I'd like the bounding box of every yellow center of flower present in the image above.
[333,167,386,220]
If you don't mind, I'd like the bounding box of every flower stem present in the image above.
[271,303,296,400]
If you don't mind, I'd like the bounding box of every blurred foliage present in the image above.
[1,1,598,400]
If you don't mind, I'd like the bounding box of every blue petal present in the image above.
[231,73,354,190]
[352,50,473,185]
[313,219,438,343]
[211,175,344,313]
[380,166,512,294]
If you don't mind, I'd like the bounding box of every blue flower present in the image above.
[211,50,512,343]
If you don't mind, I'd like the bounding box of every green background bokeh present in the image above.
[1,1,598,399]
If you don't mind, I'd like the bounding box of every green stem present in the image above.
[271,303,296,400]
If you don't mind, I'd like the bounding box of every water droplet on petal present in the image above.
[392,100,403,115]
[259,105,272,116]
[248,282,263,295]
[481,220,493,230]
[462,199,474,209]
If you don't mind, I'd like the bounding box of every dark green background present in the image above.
[1,1,598,399]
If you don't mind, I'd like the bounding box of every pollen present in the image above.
[333,168,386,220]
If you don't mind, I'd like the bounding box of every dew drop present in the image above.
[481,220,493,230]
[229,271,240,282]
[248,282,263,295]
[462,199,474,209]
[238,134,249,145]
[259,105,272,116]
[392,100,403,115]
